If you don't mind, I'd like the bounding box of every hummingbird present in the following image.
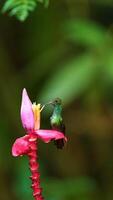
[48,98,66,149]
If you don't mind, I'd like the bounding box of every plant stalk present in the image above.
[28,134,44,200]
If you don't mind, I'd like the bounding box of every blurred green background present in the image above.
[1,0,113,199]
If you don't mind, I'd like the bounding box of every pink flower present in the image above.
[12,88,67,200]
[12,88,67,157]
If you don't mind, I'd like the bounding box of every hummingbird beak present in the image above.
[42,101,54,108]
[40,104,46,111]
[48,101,54,105]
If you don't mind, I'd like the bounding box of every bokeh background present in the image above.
[1,0,113,199]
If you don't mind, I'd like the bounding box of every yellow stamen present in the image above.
[32,103,42,130]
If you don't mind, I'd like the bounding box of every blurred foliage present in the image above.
[1,0,113,200]
[2,0,49,21]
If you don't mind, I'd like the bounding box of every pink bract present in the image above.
[12,135,30,157]
[12,129,66,157]
[21,88,34,132]
[36,130,67,143]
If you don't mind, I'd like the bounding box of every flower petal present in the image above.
[35,130,67,143]
[21,88,34,132]
[12,135,30,157]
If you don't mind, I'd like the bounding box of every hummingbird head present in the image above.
[51,98,62,105]
[47,98,62,106]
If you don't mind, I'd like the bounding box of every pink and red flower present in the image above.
[12,88,67,157]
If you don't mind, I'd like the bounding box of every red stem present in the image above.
[28,134,44,200]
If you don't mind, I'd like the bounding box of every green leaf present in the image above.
[39,53,98,105]
[2,0,49,21]
[2,0,15,12]
[64,20,106,48]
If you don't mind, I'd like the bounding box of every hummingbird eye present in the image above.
[54,98,62,104]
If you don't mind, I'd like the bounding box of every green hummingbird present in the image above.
[48,98,66,149]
